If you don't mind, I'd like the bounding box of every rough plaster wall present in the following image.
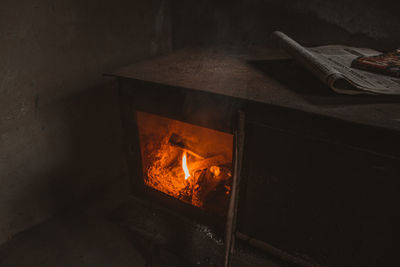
[0,0,171,245]
[171,0,400,50]
[287,0,399,40]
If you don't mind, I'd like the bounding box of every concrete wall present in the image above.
[171,0,400,50]
[0,0,171,245]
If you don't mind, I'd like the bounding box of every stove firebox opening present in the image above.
[136,111,234,215]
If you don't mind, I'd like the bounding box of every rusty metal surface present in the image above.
[110,46,400,132]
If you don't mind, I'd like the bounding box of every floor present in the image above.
[0,178,146,267]
[0,176,278,267]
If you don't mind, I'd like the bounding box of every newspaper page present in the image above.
[273,31,400,95]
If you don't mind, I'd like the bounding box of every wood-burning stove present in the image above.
[114,75,244,266]
[111,47,400,267]
[117,75,243,225]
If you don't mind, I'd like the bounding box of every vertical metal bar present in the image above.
[224,111,245,267]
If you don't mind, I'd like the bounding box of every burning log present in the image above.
[189,155,231,172]
[166,133,232,210]
[192,166,232,209]
[170,154,231,177]
[168,133,205,159]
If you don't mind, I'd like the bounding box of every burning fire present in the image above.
[136,111,234,212]
[182,152,191,180]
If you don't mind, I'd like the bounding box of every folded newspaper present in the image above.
[273,31,400,95]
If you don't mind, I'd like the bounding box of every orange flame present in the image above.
[182,152,190,180]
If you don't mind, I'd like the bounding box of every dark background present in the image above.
[171,0,400,50]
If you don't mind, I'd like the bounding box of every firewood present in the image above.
[189,155,231,172]
[192,169,215,206]
[168,133,204,159]
[192,167,232,208]
[170,154,231,176]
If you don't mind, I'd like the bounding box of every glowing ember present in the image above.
[210,166,221,177]
[182,152,191,180]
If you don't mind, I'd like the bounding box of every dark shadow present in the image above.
[247,58,400,106]
[6,79,126,236]
[171,0,399,51]
[107,199,199,267]
[46,80,125,210]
